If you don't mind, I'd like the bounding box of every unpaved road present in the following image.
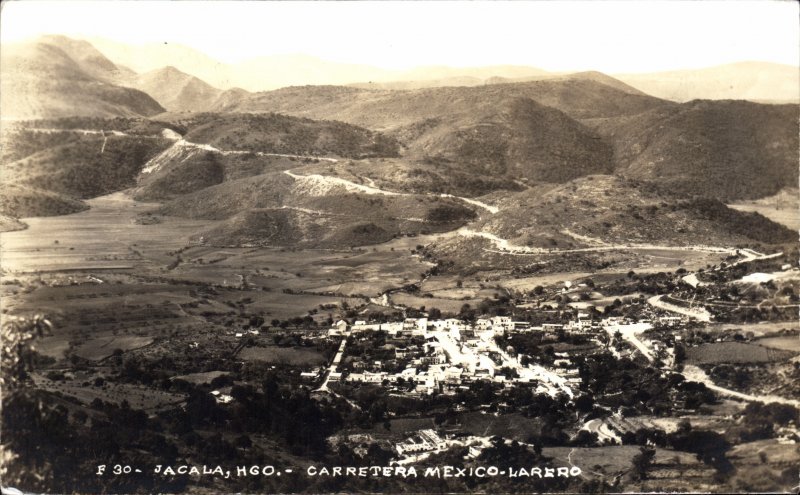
[683,365,800,407]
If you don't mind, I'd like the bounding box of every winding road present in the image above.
[682,365,800,407]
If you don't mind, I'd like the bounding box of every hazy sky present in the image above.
[2,0,798,72]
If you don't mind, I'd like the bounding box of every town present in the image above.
[321,312,675,397]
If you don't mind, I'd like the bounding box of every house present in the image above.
[396,429,446,455]
[445,367,463,383]
[467,445,484,459]
[491,316,514,332]
[211,390,234,404]
[347,373,365,382]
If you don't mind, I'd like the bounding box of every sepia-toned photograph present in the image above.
[1,1,798,493]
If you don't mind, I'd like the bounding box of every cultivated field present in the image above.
[390,292,481,314]
[686,342,796,364]
[73,335,154,361]
[238,346,326,366]
[755,335,800,352]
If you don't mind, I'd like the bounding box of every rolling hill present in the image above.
[157,170,478,248]
[208,77,671,129]
[592,99,799,200]
[165,112,400,158]
[0,126,172,218]
[0,37,165,119]
[0,183,88,219]
[397,96,613,182]
[133,149,225,201]
[33,35,135,82]
[477,175,797,248]
[127,66,225,112]
[422,174,796,275]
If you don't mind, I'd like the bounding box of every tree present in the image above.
[2,315,52,389]
[1,315,53,487]
[631,446,656,480]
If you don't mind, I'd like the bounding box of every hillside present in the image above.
[397,97,613,182]
[593,100,799,200]
[168,113,400,158]
[128,66,225,112]
[34,35,135,82]
[209,77,670,129]
[157,170,477,248]
[283,158,522,198]
[476,175,796,248]
[0,38,165,119]
[2,132,172,201]
[729,188,800,231]
[0,183,88,219]
[0,215,27,233]
[133,149,225,201]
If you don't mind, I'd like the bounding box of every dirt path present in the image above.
[647,295,712,322]
[602,322,656,361]
[682,365,800,407]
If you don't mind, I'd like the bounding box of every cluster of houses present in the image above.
[395,429,448,456]
[324,316,584,397]
[393,429,497,464]
[328,314,601,339]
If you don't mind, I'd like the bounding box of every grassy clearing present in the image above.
[31,373,184,411]
[172,370,231,385]
[238,346,326,366]
[457,411,543,442]
[73,335,154,361]
[545,445,702,476]
[705,322,799,337]
[686,342,795,365]
[390,292,481,314]
[755,336,800,352]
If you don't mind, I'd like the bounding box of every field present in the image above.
[686,342,796,364]
[238,345,326,366]
[346,411,543,443]
[172,370,231,385]
[755,335,800,352]
[390,292,481,314]
[704,322,800,337]
[544,445,706,475]
[725,439,800,493]
[31,372,185,412]
[72,335,154,361]
[0,192,212,273]
[456,411,543,442]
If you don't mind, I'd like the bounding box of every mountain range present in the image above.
[85,36,800,102]
[1,35,797,252]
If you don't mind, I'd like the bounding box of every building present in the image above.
[396,430,447,455]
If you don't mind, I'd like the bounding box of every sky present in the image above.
[1,0,798,73]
